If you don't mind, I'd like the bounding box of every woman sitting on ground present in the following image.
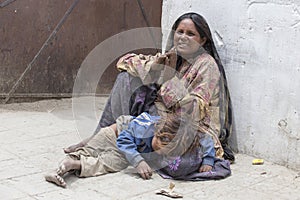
[65,12,235,162]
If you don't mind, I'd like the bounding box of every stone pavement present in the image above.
[0,98,299,200]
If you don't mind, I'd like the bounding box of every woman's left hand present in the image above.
[199,164,212,172]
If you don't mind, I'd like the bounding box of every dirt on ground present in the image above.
[0,98,73,113]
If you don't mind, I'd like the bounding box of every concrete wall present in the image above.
[162,0,300,170]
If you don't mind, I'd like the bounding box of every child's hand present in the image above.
[199,164,212,172]
[136,161,153,180]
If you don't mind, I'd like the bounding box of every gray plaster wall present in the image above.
[162,0,300,170]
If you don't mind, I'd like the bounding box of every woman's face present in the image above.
[173,18,206,58]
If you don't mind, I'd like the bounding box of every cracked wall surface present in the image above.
[162,0,300,170]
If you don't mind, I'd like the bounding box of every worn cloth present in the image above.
[69,127,128,177]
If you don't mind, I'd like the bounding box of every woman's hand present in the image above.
[162,49,177,83]
[151,48,177,71]
[136,160,153,179]
[164,47,177,69]
[199,164,212,172]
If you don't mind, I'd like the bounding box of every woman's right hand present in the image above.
[164,47,177,69]
[152,48,177,83]
[151,48,177,71]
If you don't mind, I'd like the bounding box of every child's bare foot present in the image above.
[57,157,81,176]
[45,174,66,188]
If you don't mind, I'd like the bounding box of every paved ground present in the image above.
[0,98,299,200]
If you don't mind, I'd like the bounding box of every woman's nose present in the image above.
[179,33,188,41]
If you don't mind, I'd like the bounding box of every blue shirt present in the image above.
[117,112,160,167]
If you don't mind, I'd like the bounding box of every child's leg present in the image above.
[57,156,81,176]
[45,156,81,188]
[69,125,128,177]
[45,125,125,187]
[78,147,128,177]
[44,155,80,188]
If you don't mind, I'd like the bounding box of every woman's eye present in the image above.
[176,30,183,35]
[187,32,195,36]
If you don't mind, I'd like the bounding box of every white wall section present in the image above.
[162,0,300,169]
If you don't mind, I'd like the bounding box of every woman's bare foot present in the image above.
[57,157,81,176]
[63,136,94,153]
[45,174,67,188]
[63,142,84,153]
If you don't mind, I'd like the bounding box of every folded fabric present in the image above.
[157,158,231,181]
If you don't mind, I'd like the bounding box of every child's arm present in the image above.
[117,124,153,179]
[199,134,215,172]
[117,113,158,178]
[117,125,145,168]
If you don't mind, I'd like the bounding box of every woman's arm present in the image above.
[116,53,162,84]
[116,50,177,85]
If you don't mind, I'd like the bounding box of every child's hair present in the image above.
[154,113,201,156]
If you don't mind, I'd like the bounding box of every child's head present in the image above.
[152,113,200,156]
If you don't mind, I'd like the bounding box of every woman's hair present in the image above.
[154,113,201,156]
[165,12,233,158]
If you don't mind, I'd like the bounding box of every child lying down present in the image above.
[45,112,231,188]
